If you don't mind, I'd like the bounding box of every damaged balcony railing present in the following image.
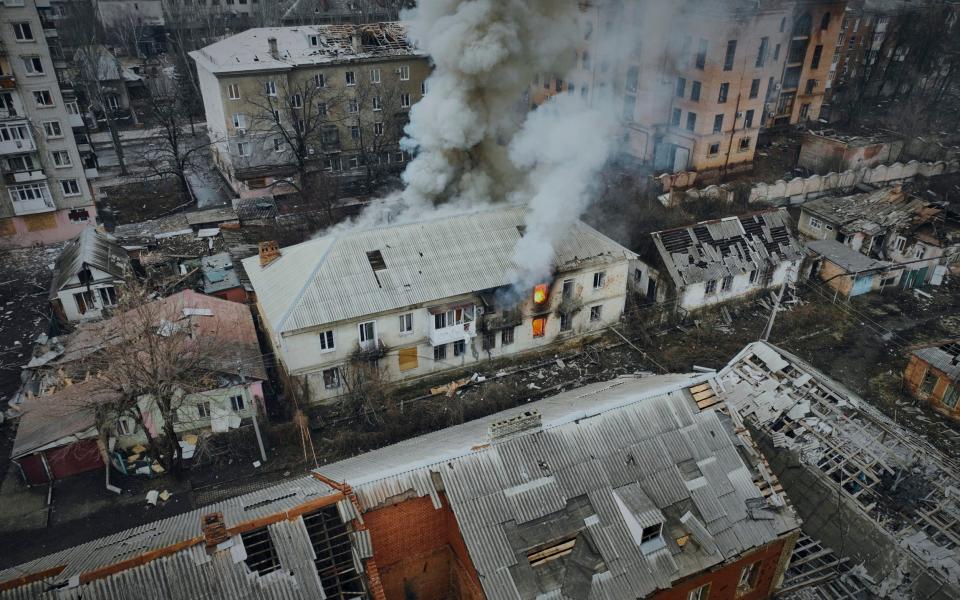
[479,307,523,332]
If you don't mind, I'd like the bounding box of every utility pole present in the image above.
[762,264,794,342]
[238,358,267,464]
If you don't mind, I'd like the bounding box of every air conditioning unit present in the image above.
[236,128,246,136]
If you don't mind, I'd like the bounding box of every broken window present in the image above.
[527,534,577,567]
[640,522,662,545]
[98,287,117,307]
[230,395,245,411]
[593,271,606,289]
[713,114,724,133]
[453,340,466,356]
[921,371,939,395]
[718,82,729,103]
[808,216,823,230]
[811,45,823,69]
[399,313,413,333]
[705,279,717,295]
[366,250,386,271]
[590,305,602,322]
[501,327,515,346]
[722,275,734,291]
[323,368,341,389]
[750,78,761,99]
[723,39,737,71]
[914,246,926,260]
[532,317,547,338]
[676,77,686,98]
[560,312,573,332]
[240,527,282,576]
[73,291,95,314]
[695,38,707,69]
[739,137,751,151]
[708,143,720,156]
[345,71,355,85]
[562,279,574,300]
[358,321,376,344]
[894,236,906,252]
[482,332,496,351]
[737,560,762,593]
[744,109,755,128]
[319,330,335,351]
[197,401,210,418]
[688,583,711,600]
[433,344,447,361]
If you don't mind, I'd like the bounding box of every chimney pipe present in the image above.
[268,37,279,60]
[351,28,362,54]
[259,240,281,267]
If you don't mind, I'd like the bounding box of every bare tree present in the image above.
[69,285,233,475]
[134,80,214,204]
[351,72,411,193]
[104,6,153,59]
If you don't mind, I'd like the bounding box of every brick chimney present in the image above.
[201,512,229,548]
[268,37,279,60]
[259,240,280,267]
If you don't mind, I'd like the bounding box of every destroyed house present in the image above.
[49,227,131,323]
[12,291,266,485]
[798,186,957,288]
[0,476,376,599]
[805,238,902,297]
[719,342,960,600]
[243,206,639,403]
[313,372,801,599]
[904,341,960,422]
[651,208,805,311]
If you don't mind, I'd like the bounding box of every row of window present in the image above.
[115,395,247,435]
[703,267,768,296]
[669,109,756,135]
[919,368,959,409]
[226,66,413,101]
[231,94,411,132]
[8,179,81,203]
[73,286,117,315]
[675,78,766,104]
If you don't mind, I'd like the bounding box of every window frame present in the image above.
[42,120,63,139]
[228,83,241,100]
[60,178,81,196]
[592,271,606,289]
[230,394,245,412]
[589,305,602,322]
[399,313,413,334]
[323,367,341,389]
[319,329,335,352]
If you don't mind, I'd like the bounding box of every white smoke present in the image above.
[320,0,622,295]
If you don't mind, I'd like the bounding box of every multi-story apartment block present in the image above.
[190,23,429,199]
[536,0,844,176]
[0,0,97,246]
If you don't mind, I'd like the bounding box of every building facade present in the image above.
[48,227,129,322]
[0,0,97,246]
[904,342,960,423]
[190,23,429,199]
[534,0,844,176]
[243,207,640,403]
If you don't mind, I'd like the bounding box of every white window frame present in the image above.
[237,141,250,157]
[98,286,117,306]
[914,245,926,260]
[197,401,211,418]
[60,179,81,196]
[348,99,358,114]
[372,96,382,111]
[894,235,906,252]
[373,122,384,136]
[33,90,54,107]
[358,320,376,344]
[42,120,63,139]
[22,55,43,75]
[107,95,120,110]
[51,150,71,168]
[809,215,823,230]
[592,271,606,289]
[232,113,247,129]
[370,68,381,83]
[12,22,34,41]
[230,394,245,411]
[399,313,413,334]
[228,83,240,100]
[400,93,411,108]
[398,65,410,81]
[319,329,335,352]
[345,71,356,86]
[291,93,303,108]
[315,72,326,88]
[687,583,710,600]
[265,80,277,96]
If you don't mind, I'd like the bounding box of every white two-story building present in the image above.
[243,206,638,403]
[49,227,130,323]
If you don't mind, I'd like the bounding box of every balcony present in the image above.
[0,76,16,90]
[430,322,477,347]
[10,192,55,216]
[3,170,46,185]
[84,167,99,179]
[0,137,36,155]
[67,113,84,128]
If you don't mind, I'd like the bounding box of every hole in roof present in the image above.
[366,250,386,271]
[517,225,526,236]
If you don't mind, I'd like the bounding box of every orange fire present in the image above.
[533,284,548,304]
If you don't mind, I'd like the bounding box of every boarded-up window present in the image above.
[25,213,56,231]
[398,346,418,372]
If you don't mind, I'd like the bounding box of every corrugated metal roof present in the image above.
[315,373,799,599]
[0,476,342,598]
[913,343,960,382]
[49,228,130,298]
[807,239,892,273]
[244,206,638,334]
[651,208,804,287]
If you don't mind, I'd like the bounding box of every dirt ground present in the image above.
[98,178,189,228]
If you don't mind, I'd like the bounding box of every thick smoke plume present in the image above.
[325,0,621,296]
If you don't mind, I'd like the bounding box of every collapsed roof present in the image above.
[316,372,799,599]
[243,206,638,335]
[806,238,893,273]
[190,22,423,75]
[802,187,939,237]
[49,228,130,298]
[913,341,960,383]
[651,208,805,287]
[720,342,960,594]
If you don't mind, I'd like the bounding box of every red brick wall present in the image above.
[363,494,483,600]
[654,537,789,600]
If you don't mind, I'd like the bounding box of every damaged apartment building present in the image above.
[719,342,960,600]
[651,208,806,312]
[244,206,641,403]
[190,23,429,198]
[800,185,960,295]
[0,367,802,599]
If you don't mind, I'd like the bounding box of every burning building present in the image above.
[243,206,642,403]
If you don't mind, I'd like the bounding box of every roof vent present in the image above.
[259,241,280,267]
[488,410,541,441]
[201,512,229,549]
[268,37,279,60]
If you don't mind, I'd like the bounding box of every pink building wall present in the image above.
[0,206,99,248]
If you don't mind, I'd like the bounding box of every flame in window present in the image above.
[533,284,548,305]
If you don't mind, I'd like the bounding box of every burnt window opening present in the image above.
[240,527,282,576]
[527,534,578,567]
[78,267,93,285]
[303,505,368,598]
